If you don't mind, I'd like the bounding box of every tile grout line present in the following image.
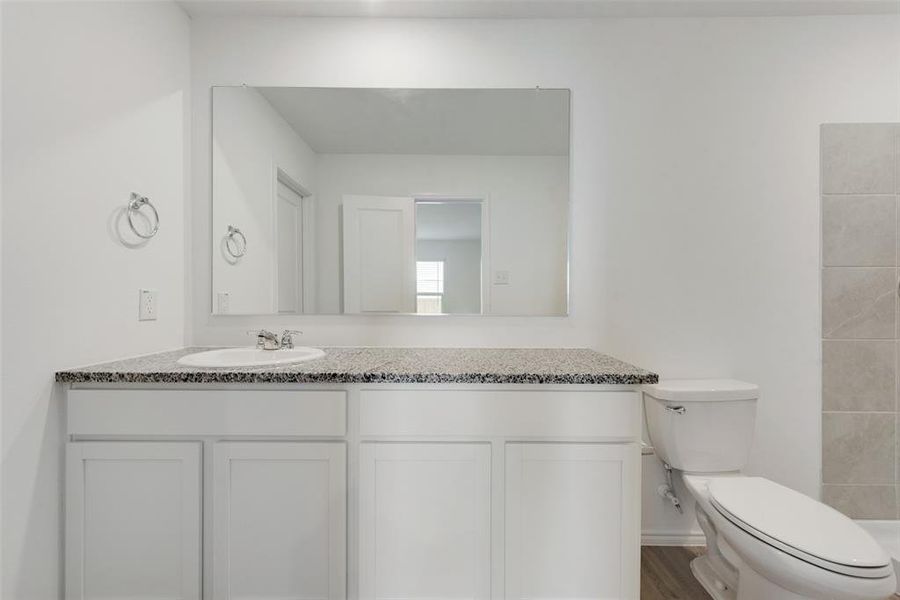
[823,193,899,197]
[823,483,896,487]
[825,338,900,342]
[823,411,897,415]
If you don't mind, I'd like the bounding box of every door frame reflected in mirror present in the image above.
[272,166,315,315]
[413,195,490,317]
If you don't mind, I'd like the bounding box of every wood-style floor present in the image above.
[641,546,900,600]
[641,546,712,600]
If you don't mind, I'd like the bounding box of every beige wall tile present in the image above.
[895,413,900,484]
[822,484,897,519]
[822,124,897,194]
[823,412,895,484]
[823,341,895,411]
[896,131,900,194]
[823,196,897,266]
[822,268,896,339]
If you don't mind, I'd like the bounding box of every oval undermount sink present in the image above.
[177,347,325,368]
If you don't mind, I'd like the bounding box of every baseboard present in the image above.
[641,531,706,546]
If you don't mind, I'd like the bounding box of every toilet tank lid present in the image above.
[642,379,759,402]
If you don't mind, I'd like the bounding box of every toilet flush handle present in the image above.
[665,405,686,415]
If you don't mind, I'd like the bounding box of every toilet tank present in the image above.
[643,379,758,473]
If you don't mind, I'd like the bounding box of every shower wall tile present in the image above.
[822,124,897,194]
[822,484,897,520]
[896,130,900,194]
[822,267,896,339]
[822,412,895,484]
[822,195,897,266]
[822,340,895,411]
[821,123,900,521]
[895,412,900,483]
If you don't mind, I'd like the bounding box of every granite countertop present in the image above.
[55,347,658,386]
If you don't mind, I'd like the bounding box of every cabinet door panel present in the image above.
[505,443,640,600]
[66,442,201,600]
[213,442,346,600]
[359,443,491,600]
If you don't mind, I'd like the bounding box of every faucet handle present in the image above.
[248,329,279,350]
[280,330,303,349]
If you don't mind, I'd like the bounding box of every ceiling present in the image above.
[179,0,898,18]
[416,202,482,241]
[254,87,570,155]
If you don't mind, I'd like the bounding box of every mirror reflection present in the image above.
[211,87,570,315]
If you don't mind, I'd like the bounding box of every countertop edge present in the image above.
[55,371,659,385]
[54,347,659,386]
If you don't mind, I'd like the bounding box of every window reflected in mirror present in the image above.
[416,261,445,314]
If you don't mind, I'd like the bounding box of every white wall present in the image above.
[212,86,317,314]
[1,2,190,597]
[314,153,568,315]
[190,15,900,539]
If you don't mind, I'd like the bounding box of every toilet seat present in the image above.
[707,477,893,579]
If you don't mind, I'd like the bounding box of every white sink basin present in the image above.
[176,347,325,368]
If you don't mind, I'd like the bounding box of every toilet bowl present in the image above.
[643,380,896,600]
[683,474,895,600]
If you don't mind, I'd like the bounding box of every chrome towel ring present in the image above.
[127,193,159,239]
[225,225,247,258]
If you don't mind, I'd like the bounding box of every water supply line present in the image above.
[657,462,683,514]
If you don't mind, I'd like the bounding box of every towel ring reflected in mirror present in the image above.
[225,225,247,258]
[126,193,160,239]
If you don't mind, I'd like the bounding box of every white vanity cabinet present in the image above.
[64,384,642,600]
[212,442,346,600]
[66,442,202,600]
[358,442,493,600]
[505,443,639,600]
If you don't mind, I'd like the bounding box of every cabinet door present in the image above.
[359,443,491,600]
[505,443,640,600]
[66,442,201,600]
[213,442,346,600]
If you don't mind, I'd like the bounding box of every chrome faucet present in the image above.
[248,329,304,350]
[249,329,280,351]
[280,330,303,349]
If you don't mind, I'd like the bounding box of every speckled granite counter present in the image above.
[55,347,657,386]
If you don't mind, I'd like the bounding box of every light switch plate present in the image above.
[493,270,510,285]
[139,289,158,321]
[217,292,230,314]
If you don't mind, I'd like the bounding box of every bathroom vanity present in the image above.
[57,347,656,600]
[53,85,658,600]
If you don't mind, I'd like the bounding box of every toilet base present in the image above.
[683,474,897,600]
[692,551,852,600]
[733,562,816,600]
[691,555,736,600]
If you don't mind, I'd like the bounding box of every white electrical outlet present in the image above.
[139,289,158,321]
[217,292,230,314]
[493,270,511,285]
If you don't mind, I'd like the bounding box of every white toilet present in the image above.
[643,379,897,600]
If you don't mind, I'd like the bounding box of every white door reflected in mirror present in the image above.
[211,86,569,316]
[342,195,417,314]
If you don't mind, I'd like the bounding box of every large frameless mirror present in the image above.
[211,86,570,316]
